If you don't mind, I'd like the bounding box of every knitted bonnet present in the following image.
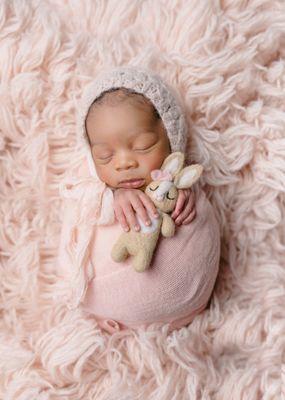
[76,65,188,177]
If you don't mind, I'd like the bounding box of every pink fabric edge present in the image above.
[91,301,208,335]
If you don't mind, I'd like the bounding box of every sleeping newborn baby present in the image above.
[57,66,221,335]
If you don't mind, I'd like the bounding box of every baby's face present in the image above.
[85,99,171,190]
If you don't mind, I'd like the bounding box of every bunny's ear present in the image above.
[174,164,203,189]
[160,152,185,178]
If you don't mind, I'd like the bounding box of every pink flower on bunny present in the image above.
[111,152,204,272]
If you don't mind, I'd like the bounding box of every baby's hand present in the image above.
[171,188,196,225]
[113,188,159,232]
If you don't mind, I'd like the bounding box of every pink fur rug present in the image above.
[1,0,284,398]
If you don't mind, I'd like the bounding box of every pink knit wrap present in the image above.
[56,155,221,334]
[82,184,221,332]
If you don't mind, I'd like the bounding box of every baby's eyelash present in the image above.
[134,146,152,151]
[97,155,112,163]
[134,142,157,151]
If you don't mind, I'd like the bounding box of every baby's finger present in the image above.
[171,190,186,219]
[130,195,152,227]
[175,201,196,225]
[124,203,141,232]
[187,189,195,210]
[139,192,160,219]
[115,206,130,232]
[182,209,196,225]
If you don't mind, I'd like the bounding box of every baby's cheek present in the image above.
[144,174,153,187]
[95,164,116,186]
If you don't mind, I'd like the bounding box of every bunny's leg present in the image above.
[133,249,153,273]
[111,236,129,262]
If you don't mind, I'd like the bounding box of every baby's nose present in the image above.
[115,150,139,171]
[116,158,138,171]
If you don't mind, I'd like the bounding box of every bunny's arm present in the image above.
[161,213,175,238]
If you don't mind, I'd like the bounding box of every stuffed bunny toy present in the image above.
[111,152,204,272]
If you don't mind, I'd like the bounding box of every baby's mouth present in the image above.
[119,178,145,189]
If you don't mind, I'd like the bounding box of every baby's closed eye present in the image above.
[93,151,113,162]
[133,141,157,152]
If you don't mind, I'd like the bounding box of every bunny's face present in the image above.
[145,180,178,213]
[144,152,204,214]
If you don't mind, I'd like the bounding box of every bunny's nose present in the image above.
[156,194,164,201]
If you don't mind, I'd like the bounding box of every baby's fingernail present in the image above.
[154,213,159,218]
[124,226,129,232]
[135,225,140,231]
[145,220,151,226]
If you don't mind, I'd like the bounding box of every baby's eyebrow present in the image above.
[92,131,157,145]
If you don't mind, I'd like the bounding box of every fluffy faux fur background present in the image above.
[1,0,285,399]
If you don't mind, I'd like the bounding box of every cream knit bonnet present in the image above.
[76,65,188,177]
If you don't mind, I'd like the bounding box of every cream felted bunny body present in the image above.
[111,152,203,272]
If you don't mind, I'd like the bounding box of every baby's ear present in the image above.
[160,152,185,178]
[174,164,203,189]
